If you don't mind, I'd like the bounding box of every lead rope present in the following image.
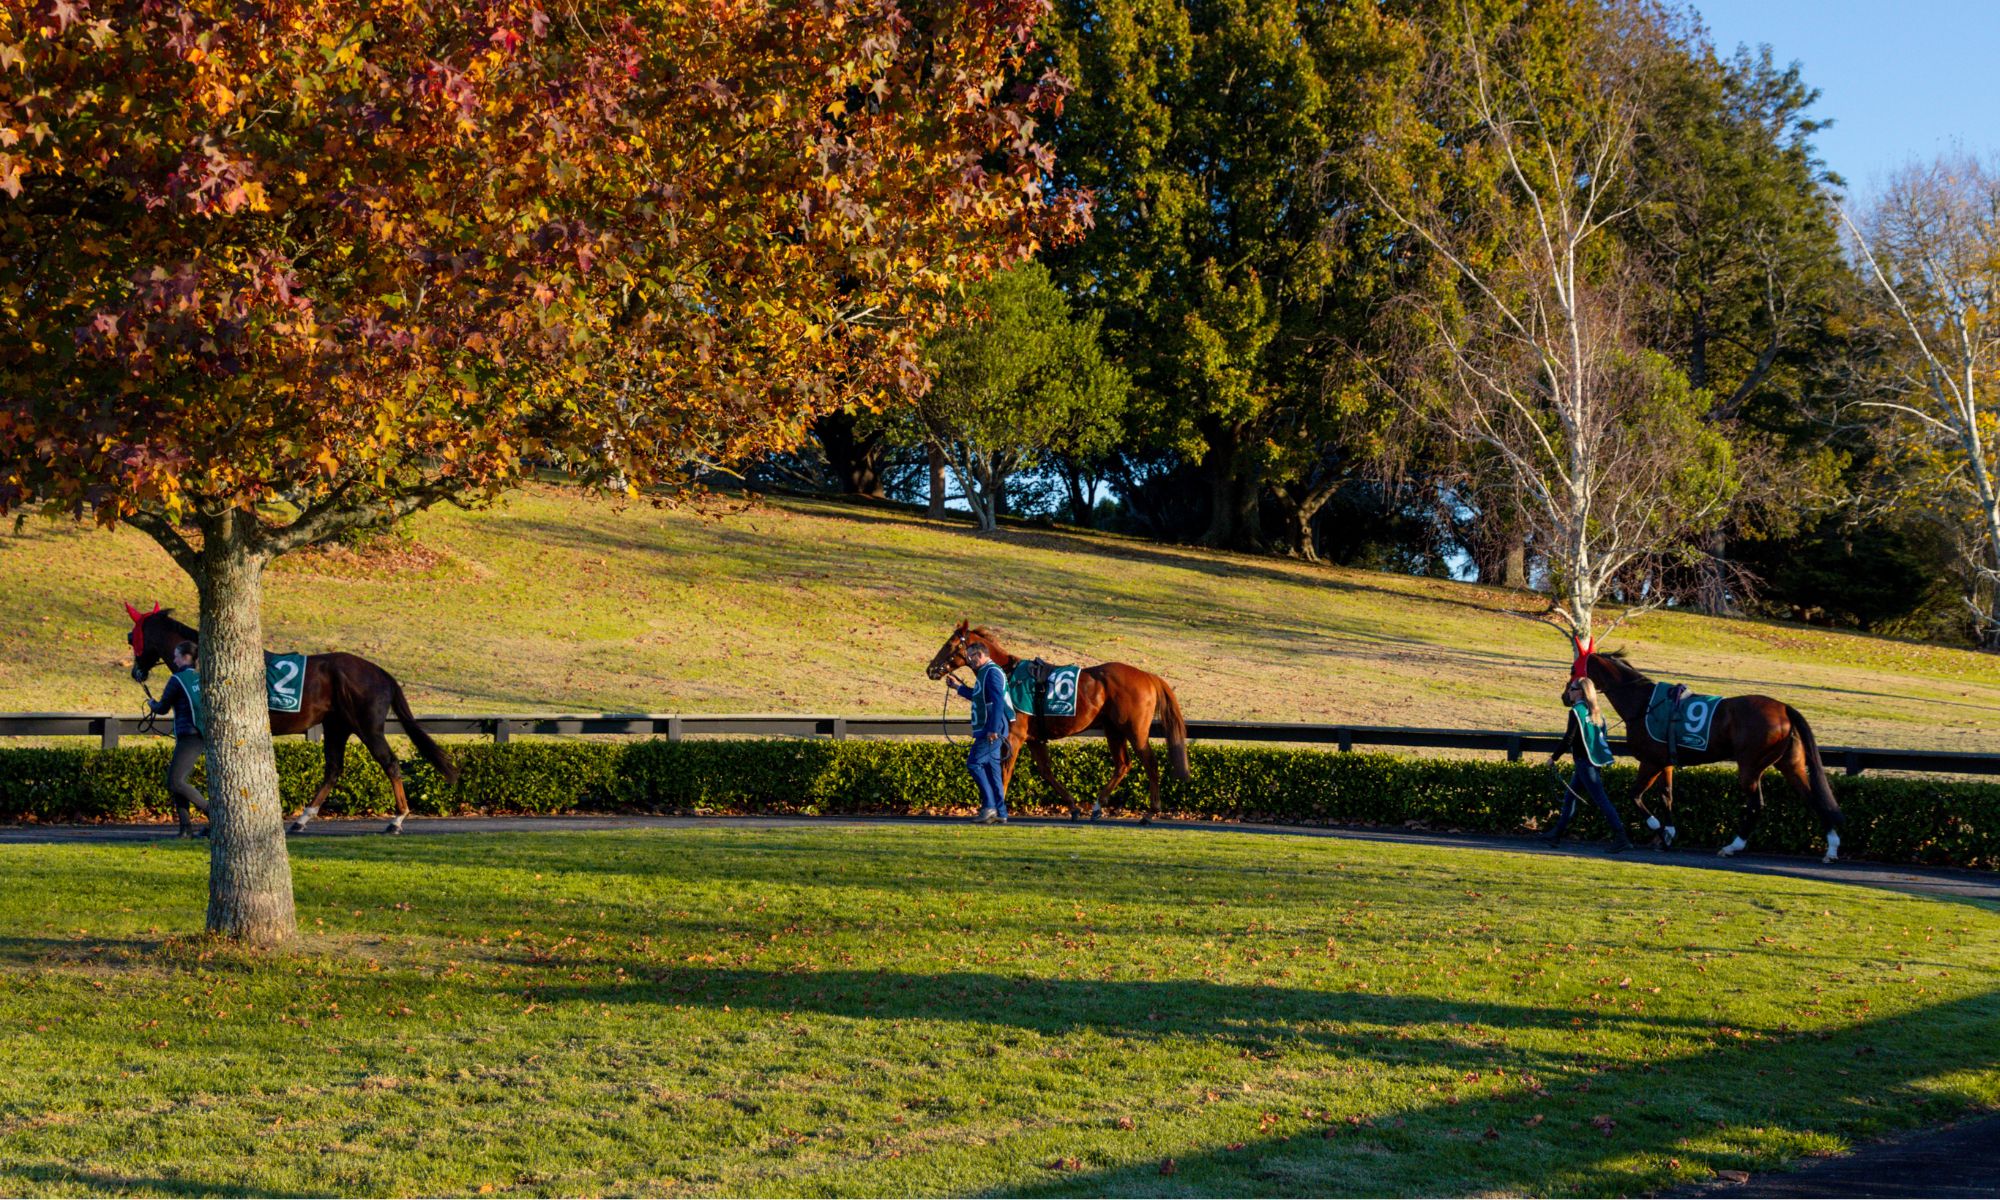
[940,672,967,747]
[136,681,162,738]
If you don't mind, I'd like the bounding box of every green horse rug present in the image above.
[1644,682,1722,754]
[172,651,308,735]
[1007,659,1081,718]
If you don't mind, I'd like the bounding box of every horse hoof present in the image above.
[176,827,194,840]
[384,823,403,835]
[1069,810,1082,823]
[1140,814,1154,825]
[287,822,305,834]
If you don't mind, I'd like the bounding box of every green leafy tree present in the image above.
[1036,0,1420,549]
[1628,33,1853,611]
[910,263,1129,532]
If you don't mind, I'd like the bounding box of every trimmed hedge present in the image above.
[1,739,1992,868]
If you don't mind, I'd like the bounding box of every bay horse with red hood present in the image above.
[926,622,1191,821]
[1568,635,1845,861]
[124,603,457,834]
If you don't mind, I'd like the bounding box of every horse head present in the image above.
[1568,634,1596,680]
[925,621,975,681]
[124,601,167,681]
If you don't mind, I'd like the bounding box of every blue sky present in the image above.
[1693,0,2000,201]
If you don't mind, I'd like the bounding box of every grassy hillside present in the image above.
[5,485,1997,748]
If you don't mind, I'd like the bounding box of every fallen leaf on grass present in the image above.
[1525,1114,1545,1127]
[1591,1115,1616,1135]
[1158,1159,1176,1176]
[1225,1143,1245,1152]
[1483,1128,1500,1140]
[1115,1116,1135,1130]
[1715,1170,1750,1183]
[1045,1158,1081,1172]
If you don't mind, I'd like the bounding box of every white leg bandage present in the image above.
[1823,831,1841,862]
[1645,816,1662,831]
[1719,836,1746,857]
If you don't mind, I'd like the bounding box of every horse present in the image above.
[1572,639,1845,862]
[924,622,1191,821]
[124,603,458,834]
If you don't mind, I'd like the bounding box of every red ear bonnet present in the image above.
[1569,635,1595,680]
[125,601,161,656]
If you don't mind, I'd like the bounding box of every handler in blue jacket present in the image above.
[950,640,1014,824]
[1544,676,1633,852]
[146,640,210,838]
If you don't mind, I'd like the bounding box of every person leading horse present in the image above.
[927,622,1190,822]
[1568,634,1845,862]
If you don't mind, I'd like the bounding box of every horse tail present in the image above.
[1785,705,1841,828]
[390,678,459,786]
[1158,681,1191,781]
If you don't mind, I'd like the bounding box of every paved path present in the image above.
[3,811,1996,905]
[1677,1111,2000,1197]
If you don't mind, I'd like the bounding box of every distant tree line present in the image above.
[768,0,2000,648]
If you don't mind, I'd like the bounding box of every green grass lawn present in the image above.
[3,825,1997,1197]
[6,486,1999,750]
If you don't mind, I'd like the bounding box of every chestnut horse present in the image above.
[1572,639,1844,861]
[125,603,458,834]
[925,622,1190,821]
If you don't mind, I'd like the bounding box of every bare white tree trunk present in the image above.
[194,509,297,945]
[1845,158,2000,647]
[1369,19,1732,644]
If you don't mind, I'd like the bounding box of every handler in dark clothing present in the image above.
[949,641,1013,824]
[147,641,209,838]
[1545,676,1633,852]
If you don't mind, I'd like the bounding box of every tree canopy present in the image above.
[0,0,1079,940]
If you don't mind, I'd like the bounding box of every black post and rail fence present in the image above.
[2,712,1995,779]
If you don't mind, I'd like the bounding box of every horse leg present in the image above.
[1629,762,1675,848]
[290,720,350,833]
[1718,765,1765,858]
[355,725,410,834]
[1137,738,1163,823]
[1026,739,1082,820]
[1775,733,1843,862]
[1093,734,1135,822]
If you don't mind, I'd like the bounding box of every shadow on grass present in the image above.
[0,935,172,968]
[502,963,1753,1054]
[6,1164,264,1197]
[983,986,2000,1198]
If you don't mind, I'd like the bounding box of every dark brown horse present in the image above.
[125,603,458,834]
[1572,639,1844,861]
[925,622,1190,821]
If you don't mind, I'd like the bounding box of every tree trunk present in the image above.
[1274,479,1336,562]
[1063,464,1094,528]
[193,510,297,945]
[926,444,948,519]
[1199,424,1243,548]
[971,454,1000,533]
[811,411,886,496]
[1501,537,1527,590]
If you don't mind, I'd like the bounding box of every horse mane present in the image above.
[154,608,198,638]
[1593,648,1652,684]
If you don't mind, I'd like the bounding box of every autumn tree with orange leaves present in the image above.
[0,0,1081,943]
